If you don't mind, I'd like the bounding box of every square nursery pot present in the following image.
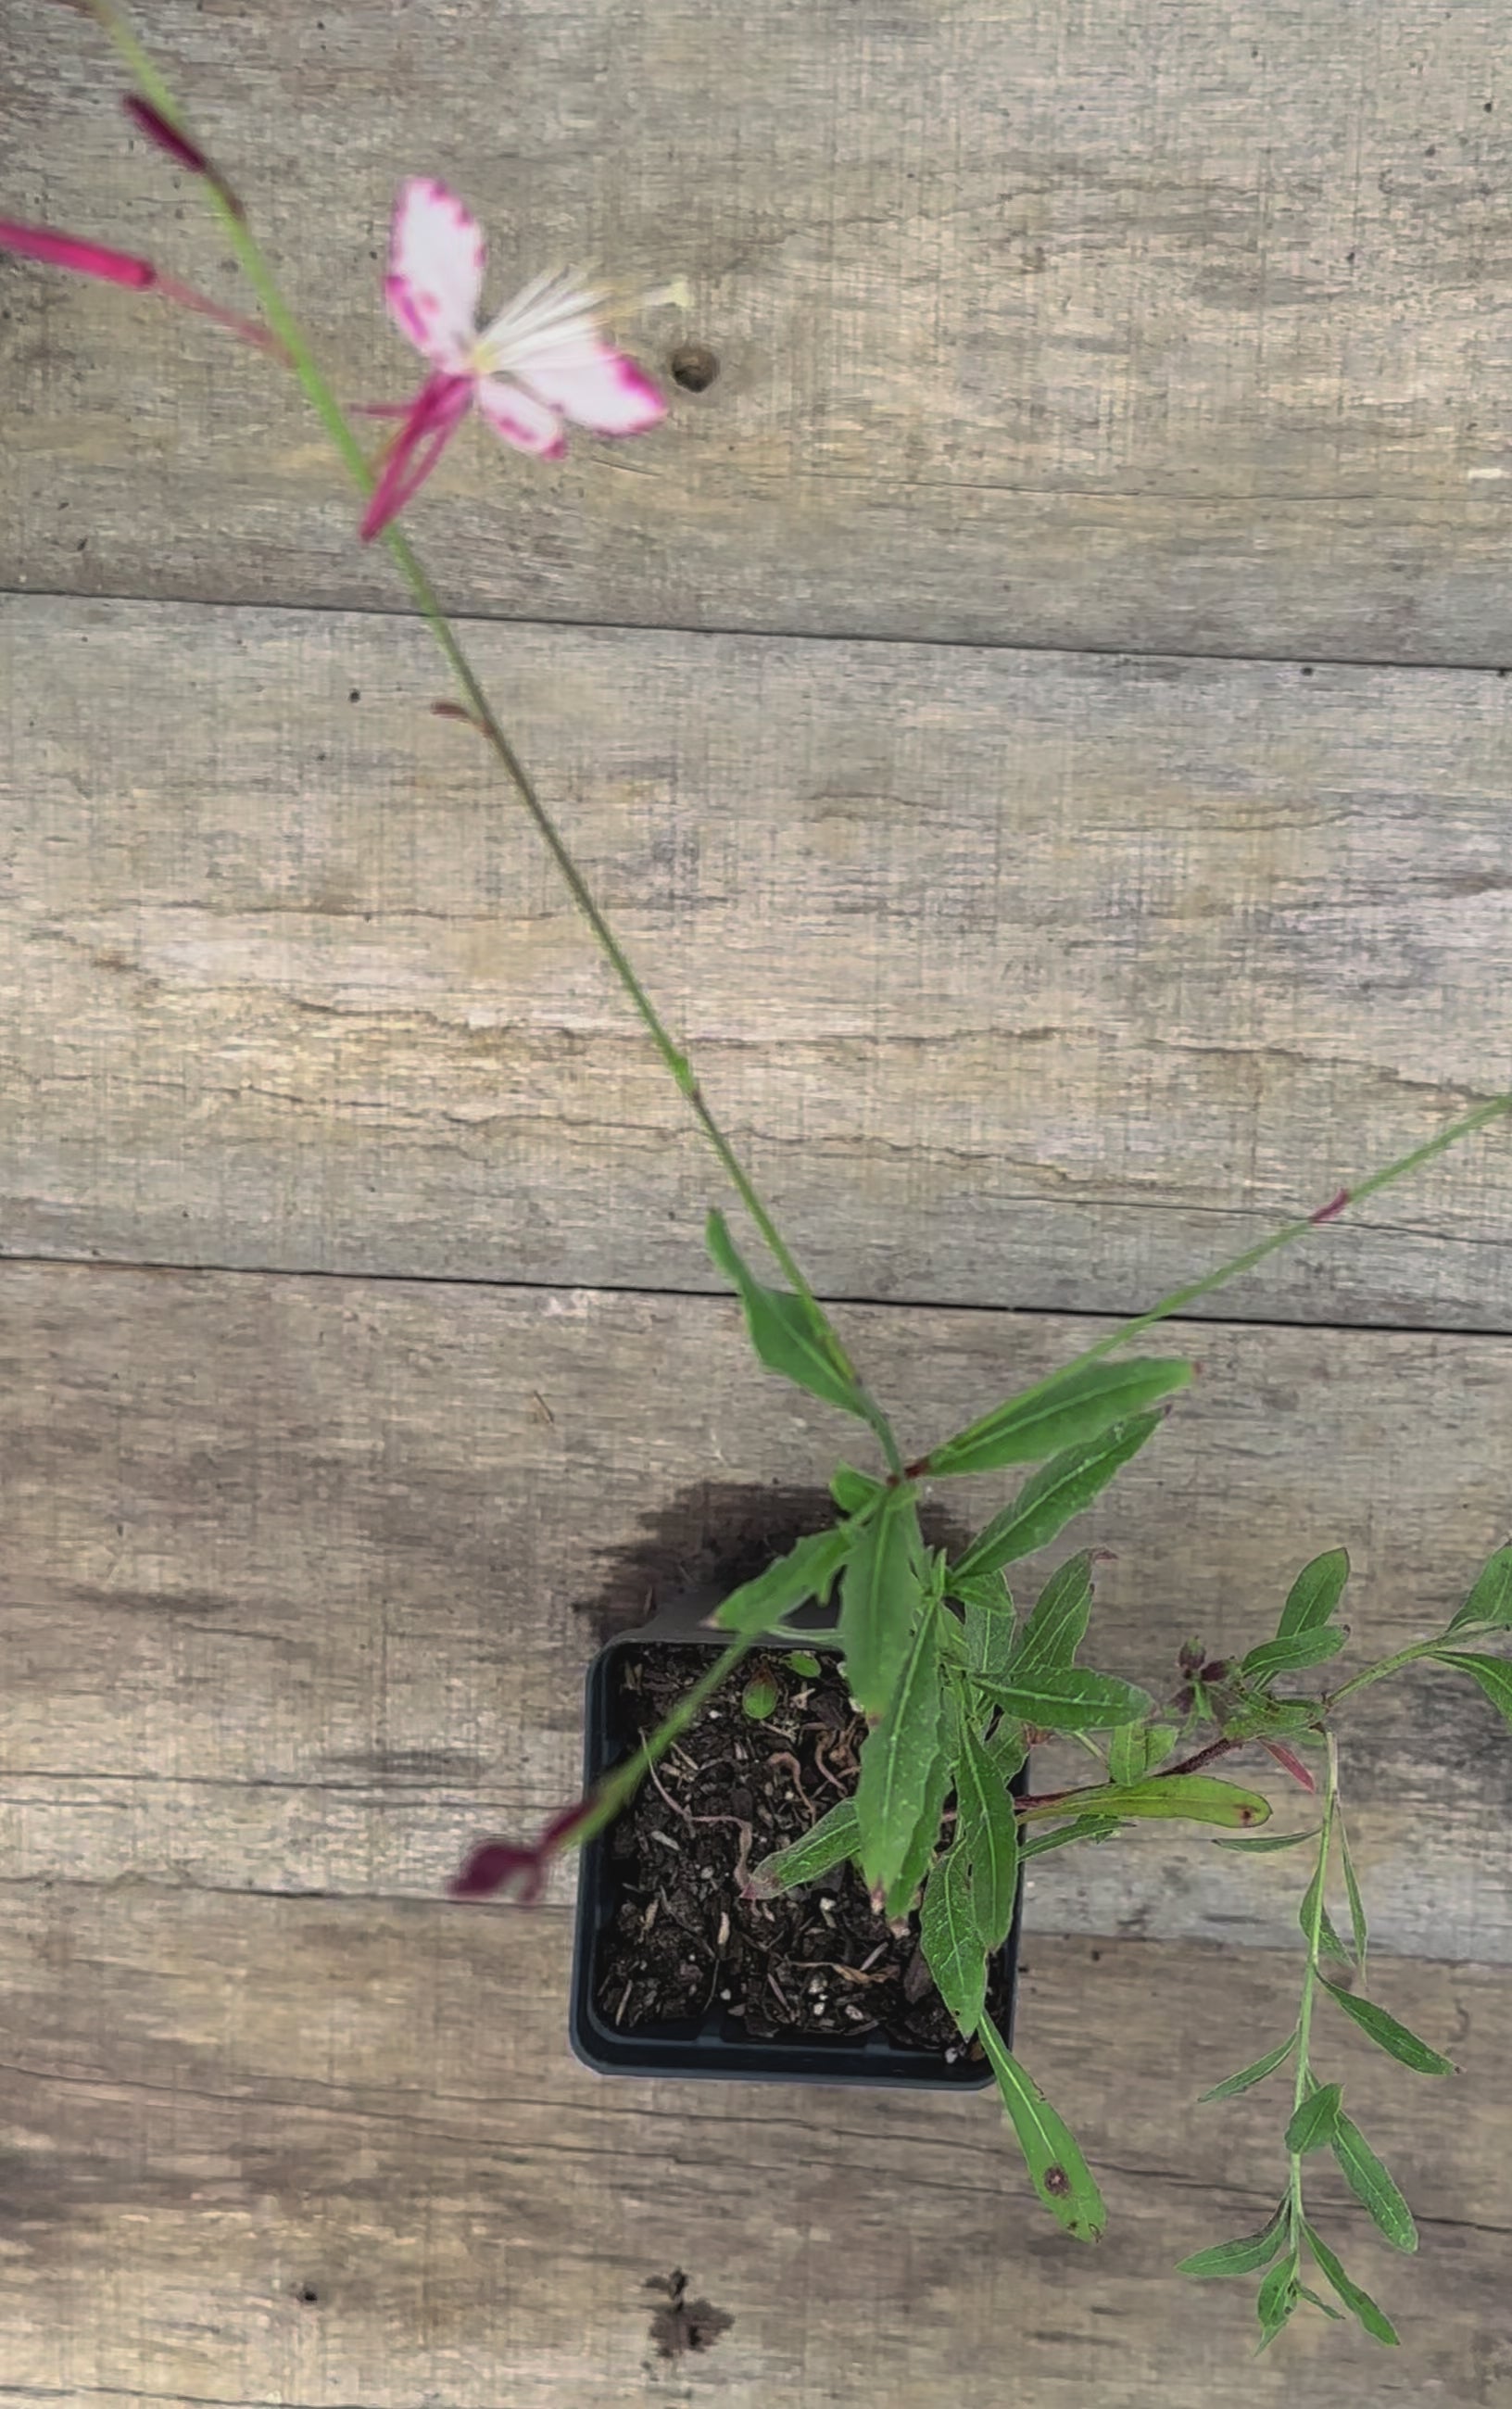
[570,1587,1025,2087]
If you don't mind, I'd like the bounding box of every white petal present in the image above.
[476,378,567,460]
[385,178,485,370]
[517,333,666,436]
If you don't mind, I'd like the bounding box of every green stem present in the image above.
[570,1633,755,1850]
[917,1094,1510,1469]
[1321,1640,1444,1713]
[92,0,902,1473]
[1287,1730,1339,2234]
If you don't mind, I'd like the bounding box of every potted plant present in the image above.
[6,2,1510,2352]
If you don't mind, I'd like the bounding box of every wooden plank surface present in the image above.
[6,2,1512,667]
[5,595,1509,1321]
[0,1891,1507,2408]
[5,1260,1511,1968]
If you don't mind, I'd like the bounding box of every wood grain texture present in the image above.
[5,1261,1511,1966]
[0,1890,1507,2407]
[6,2,1512,666]
[5,595,1509,1321]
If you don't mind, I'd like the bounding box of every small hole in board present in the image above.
[669,342,720,394]
[296,2285,320,2306]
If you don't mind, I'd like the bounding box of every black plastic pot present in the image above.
[569,1590,1024,2086]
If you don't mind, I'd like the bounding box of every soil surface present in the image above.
[597,1643,1012,2056]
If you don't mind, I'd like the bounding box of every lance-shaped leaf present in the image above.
[749,1798,860,1896]
[1239,1626,1348,1684]
[1198,2032,1297,2101]
[1020,1773,1270,1830]
[1212,1828,1315,1853]
[1277,1547,1350,1637]
[974,1664,1152,1733]
[1284,2082,1342,2156]
[706,1210,868,1419]
[1107,1720,1179,1784]
[1330,2116,1418,2251]
[1020,1813,1121,1860]
[882,1740,953,1918]
[953,1721,1020,1949]
[920,1843,985,2036]
[1255,2256,1301,2352]
[854,1607,943,1895]
[1339,1820,1369,1981]
[1304,2226,1400,2347]
[1178,2206,1289,2277]
[838,1486,922,1718]
[1443,1544,1512,1635]
[830,1462,882,1515]
[923,1357,1192,1480]
[1318,1980,1455,2075]
[1433,1649,1512,1730]
[953,1413,1164,1578]
[713,1525,854,1633]
[1012,1552,1094,1678]
[1299,1859,1354,1967]
[976,2015,1106,2241]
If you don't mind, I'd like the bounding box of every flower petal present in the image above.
[476,377,568,460]
[359,371,473,540]
[0,218,156,289]
[384,177,485,370]
[516,334,666,436]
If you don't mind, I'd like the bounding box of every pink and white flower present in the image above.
[362,177,668,540]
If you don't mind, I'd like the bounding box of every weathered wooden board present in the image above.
[5,596,1509,1321]
[5,1261,1511,1966]
[6,2,1512,666]
[0,1889,1507,2408]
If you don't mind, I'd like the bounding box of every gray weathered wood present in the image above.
[6,2,1512,666]
[0,1889,1506,2406]
[4,595,1509,1320]
[5,1261,1511,1965]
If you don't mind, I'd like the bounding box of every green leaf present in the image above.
[784,1648,824,1678]
[706,1210,867,1420]
[1220,1693,1323,1741]
[1278,1547,1350,1638]
[1330,2116,1418,2252]
[985,1718,1028,1784]
[713,1525,853,1635]
[925,1357,1193,1481]
[741,1672,779,1721]
[1254,2256,1300,2351]
[838,1488,922,1719]
[1299,1860,1354,1967]
[1020,1773,1270,1830]
[975,1665,1152,1733]
[1178,2208,1288,2277]
[1318,1979,1455,2075]
[830,1462,882,1516]
[1304,2225,1401,2347]
[1443,1544,1512,1635]
[953,1413,1165,1579]
[920,1843,986,2036]
[854,1608,943,1894]
[1339,1821,1368,1981]
[1296,2283,1343,2321]
[976,2015,1106,2241]
[882,1740,952,1919]
[1012,1552,1094,1678]
[953,1722,1020,1949]
[1433,1649,1512,1730]
[1198,2032,1297,2101]
[1212,1828,1316,1853]
[961,1582,1017,1692]
[1107,1721,1179,1784]
[1285,2082,1342,2156]
[749,1797,861,1897]
[1020,1813,1121,1860]
[1239,1627,1348,1684]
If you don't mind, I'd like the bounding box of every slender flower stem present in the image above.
[88,1,902,1470]
[1288,1731,1340,2233]
[571,1633,754,1850]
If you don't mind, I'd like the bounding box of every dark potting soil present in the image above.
[596,1644,1012,2059]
